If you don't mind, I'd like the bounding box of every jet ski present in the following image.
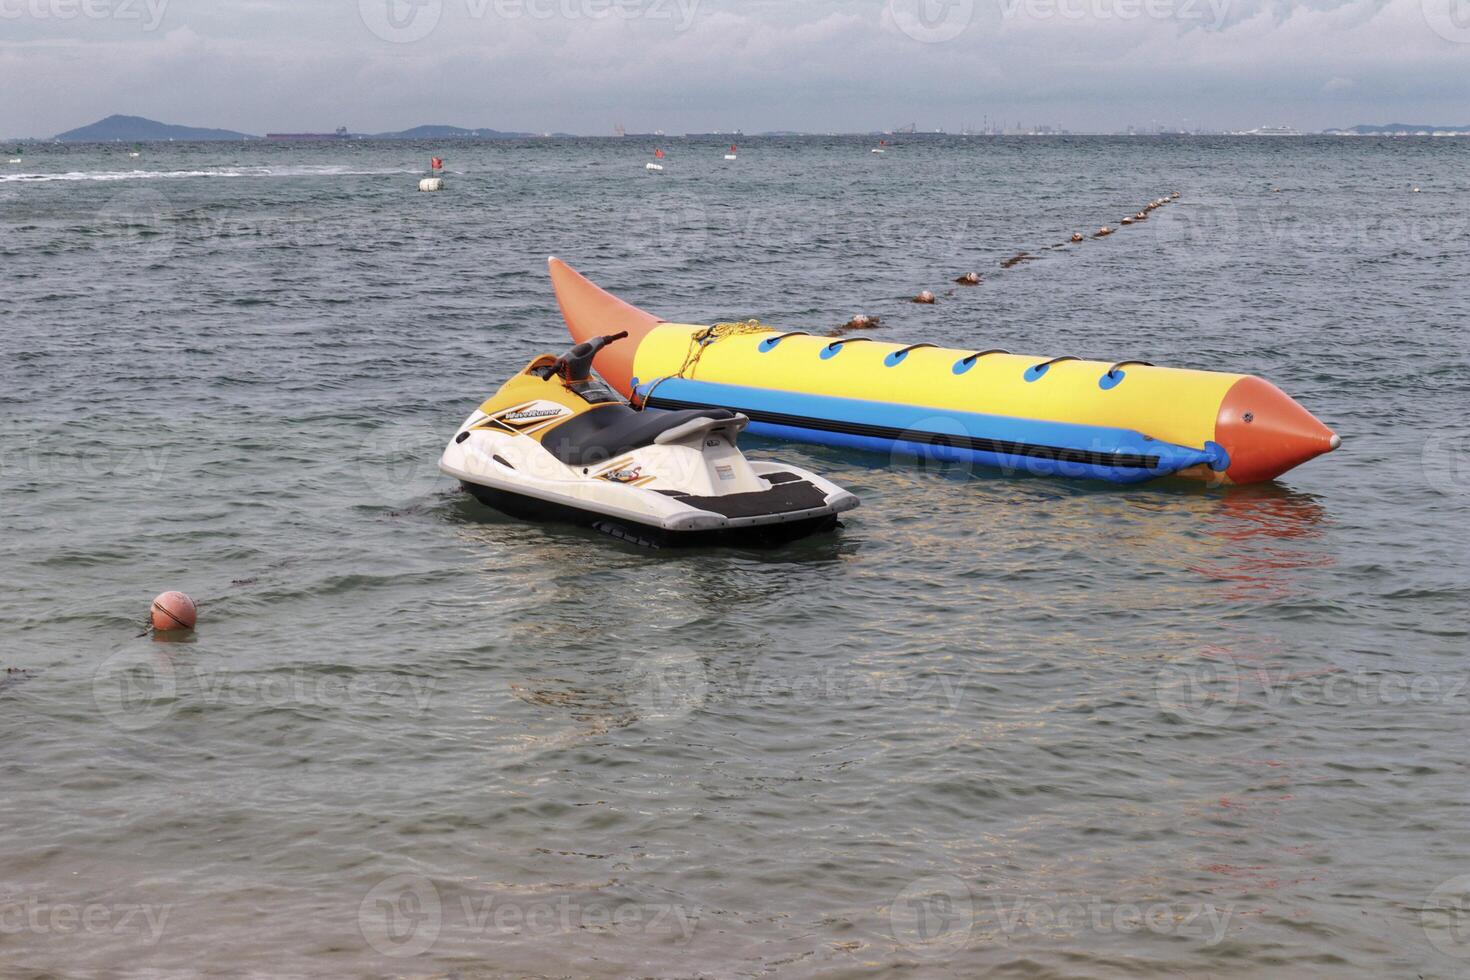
[439,331,859,547]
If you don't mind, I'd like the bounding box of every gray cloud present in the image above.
[3,0,1469,137]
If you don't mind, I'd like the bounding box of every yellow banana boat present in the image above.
[548,258,1339,485]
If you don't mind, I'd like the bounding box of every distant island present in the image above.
[55,114,256,142]
[1326,123,1470,136]
[50,115,539,142]
[374,124,538,139]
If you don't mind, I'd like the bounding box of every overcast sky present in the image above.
[4,0,1470,136]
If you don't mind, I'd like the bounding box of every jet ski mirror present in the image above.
[553,331,629,383]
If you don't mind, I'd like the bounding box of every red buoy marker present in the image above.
[150,591,197,631]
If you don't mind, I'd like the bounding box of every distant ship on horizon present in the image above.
[614,124,667,138]
[266,126,353,140]
[886,122,947,137]
[1237,125,1301,136]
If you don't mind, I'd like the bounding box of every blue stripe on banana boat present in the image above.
[632,377,1226,484]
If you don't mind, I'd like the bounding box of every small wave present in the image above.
[0,169,249,184]
[0,165,418,184]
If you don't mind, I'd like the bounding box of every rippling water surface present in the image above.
[2,136,1468,977]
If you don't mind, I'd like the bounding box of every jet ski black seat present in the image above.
[542,405,737,466]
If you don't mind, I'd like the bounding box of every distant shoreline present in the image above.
[14,132,1470,145]
[19,113,1470,144]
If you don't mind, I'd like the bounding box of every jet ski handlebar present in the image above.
[551,331,628,382]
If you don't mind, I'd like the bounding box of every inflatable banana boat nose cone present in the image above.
[1216,376,1338,484]
[548,256,660,397]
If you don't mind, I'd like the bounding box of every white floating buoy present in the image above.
[419,177,444,192]
[6,158,20,165]
[645,162,664,172]
[724,144,738,160]
[129,152,140,158]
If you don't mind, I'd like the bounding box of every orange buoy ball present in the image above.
[150,591,197,631]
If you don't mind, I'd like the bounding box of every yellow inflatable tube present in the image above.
[550,258,1339,485]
